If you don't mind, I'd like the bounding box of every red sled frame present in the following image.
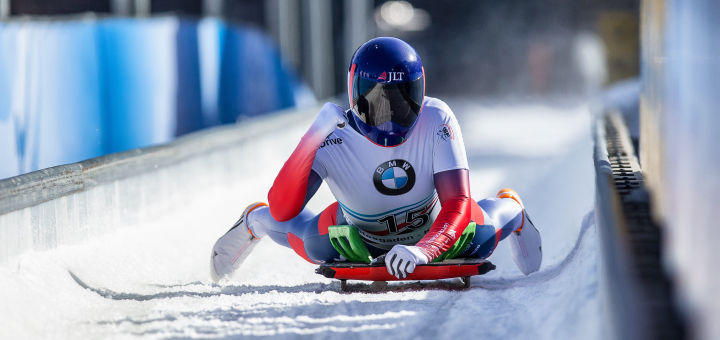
[315,258,496,291]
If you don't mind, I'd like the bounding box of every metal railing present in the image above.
[594,111,685,340]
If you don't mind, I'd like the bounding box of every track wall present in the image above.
[0,106,319,265]
[640,1,720,338]
[0,16,310,180]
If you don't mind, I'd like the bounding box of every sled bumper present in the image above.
[315,258,495,281]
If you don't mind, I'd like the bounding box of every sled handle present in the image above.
[328,225,373,263]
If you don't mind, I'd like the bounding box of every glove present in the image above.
[313,102,348,136]
[385,245,429,279]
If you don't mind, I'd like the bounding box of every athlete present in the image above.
[210,37,542,282]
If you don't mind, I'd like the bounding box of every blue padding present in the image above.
[218,25,296,123]
[97,18,178,154]
[175,19,204,137]
[0,21,104,177]
[0,17,306,180]
[0,22,23,179]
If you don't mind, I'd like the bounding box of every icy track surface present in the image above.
[0,99,599,339]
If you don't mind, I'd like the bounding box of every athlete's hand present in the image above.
[385,245,429,279]
[315,102,348,131]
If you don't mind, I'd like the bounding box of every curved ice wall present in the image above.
[0,17,313,180]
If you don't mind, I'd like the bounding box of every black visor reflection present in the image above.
[352,75,423,127]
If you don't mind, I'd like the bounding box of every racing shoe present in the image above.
[497,189,542,275]
[210,202,267,282]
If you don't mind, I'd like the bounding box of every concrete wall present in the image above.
[0,106,319,265]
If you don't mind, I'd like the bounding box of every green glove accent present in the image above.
[432,222,477,262]
[328,225,373,263]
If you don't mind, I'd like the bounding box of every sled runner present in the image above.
[315,256,495,291]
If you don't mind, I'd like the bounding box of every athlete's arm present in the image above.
[268,103,346,222]
[385,169,471,278]
[415,169,471,260]
[301,170,323,211]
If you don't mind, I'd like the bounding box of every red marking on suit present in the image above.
[318,202,339,236]
[288,233,315,264]
[470,198,485,225]
[268,124,328,221]
[348,64,356,106]
[415,169,473,260]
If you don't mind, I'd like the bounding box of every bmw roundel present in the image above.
[373,159,416,195]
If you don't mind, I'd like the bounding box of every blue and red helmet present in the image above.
[347,37,425,146]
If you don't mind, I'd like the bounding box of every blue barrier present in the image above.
[218,25,297,122]
[0,24,19,178]
[0,17,312,180]
[97,18,179,154]
[175,18,204,137]
[0,20,104,177]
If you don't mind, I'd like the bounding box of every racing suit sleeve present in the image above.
[268,103,344,222]
[414,101,471,261]
[414,169,471,260]
[301,170,323,211]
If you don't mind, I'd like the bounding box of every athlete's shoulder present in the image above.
[421,97,456,122]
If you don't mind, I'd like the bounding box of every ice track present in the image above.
[0,99,599,339]
[67,210,595,301]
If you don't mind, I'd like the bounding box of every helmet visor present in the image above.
[351,75,424,128]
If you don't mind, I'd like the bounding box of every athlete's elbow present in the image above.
[452,193,471,205]
[452,194,472,222]
[268,187,294,222]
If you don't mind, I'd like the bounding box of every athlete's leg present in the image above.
[211,202,268,281]
[458,197,523,259]
[248,203,341,264]
[495,188,543,274]
[459,189,542,274]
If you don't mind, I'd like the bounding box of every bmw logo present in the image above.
[373,159,416,195]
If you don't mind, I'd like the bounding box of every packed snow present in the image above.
[0,99,598,339]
